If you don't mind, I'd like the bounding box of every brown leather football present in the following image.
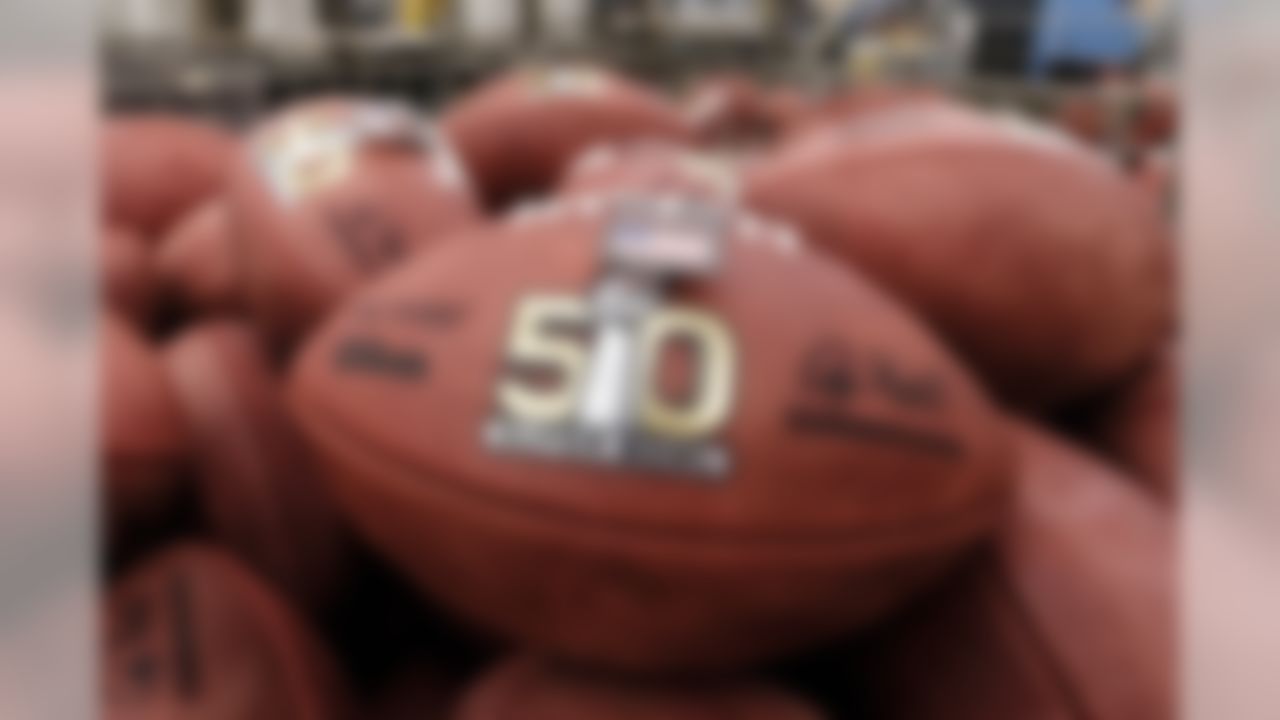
[557,142,741,203]
[155,200,244,318]
[228,97,481,352]
[164,321,347,610]
[103,115,236,238]
[747,104,1173,410]
[444,65,690,210]
[1084,347,1176,503]
[103,544,348,720]
[102,225,156,325]
[289,192,1010,672]
[455,656,826,720]
[857,421,1173,720]
[103,311,188,539]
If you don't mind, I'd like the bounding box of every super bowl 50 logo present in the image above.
[257,114,355,205]
[485,198,737,479]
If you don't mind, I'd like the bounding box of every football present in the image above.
[290,192,1010,671]
[747,104,1173,410]
[102,311,188,539]
[455,656,825,720]
[103,115,236,238]
[155,200,243,318]
[102,225,155,325]
[164,321,348,609]
[228,97,481,351]
[557,142,741,203]
[103,544,348,719]
[856,421,1173,719]
[444,65,690,209]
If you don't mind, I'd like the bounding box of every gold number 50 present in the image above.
[497,294,737,440]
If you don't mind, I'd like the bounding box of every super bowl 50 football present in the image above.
[228,97,481,351]
[289,192,1010,671]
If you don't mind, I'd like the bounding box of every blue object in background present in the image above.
[1030,0,1146,78]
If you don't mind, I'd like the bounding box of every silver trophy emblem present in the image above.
[486,195,734,479]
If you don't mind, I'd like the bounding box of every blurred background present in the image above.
[101,0,1173,127]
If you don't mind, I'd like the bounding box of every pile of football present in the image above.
[101,64,1176,719]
